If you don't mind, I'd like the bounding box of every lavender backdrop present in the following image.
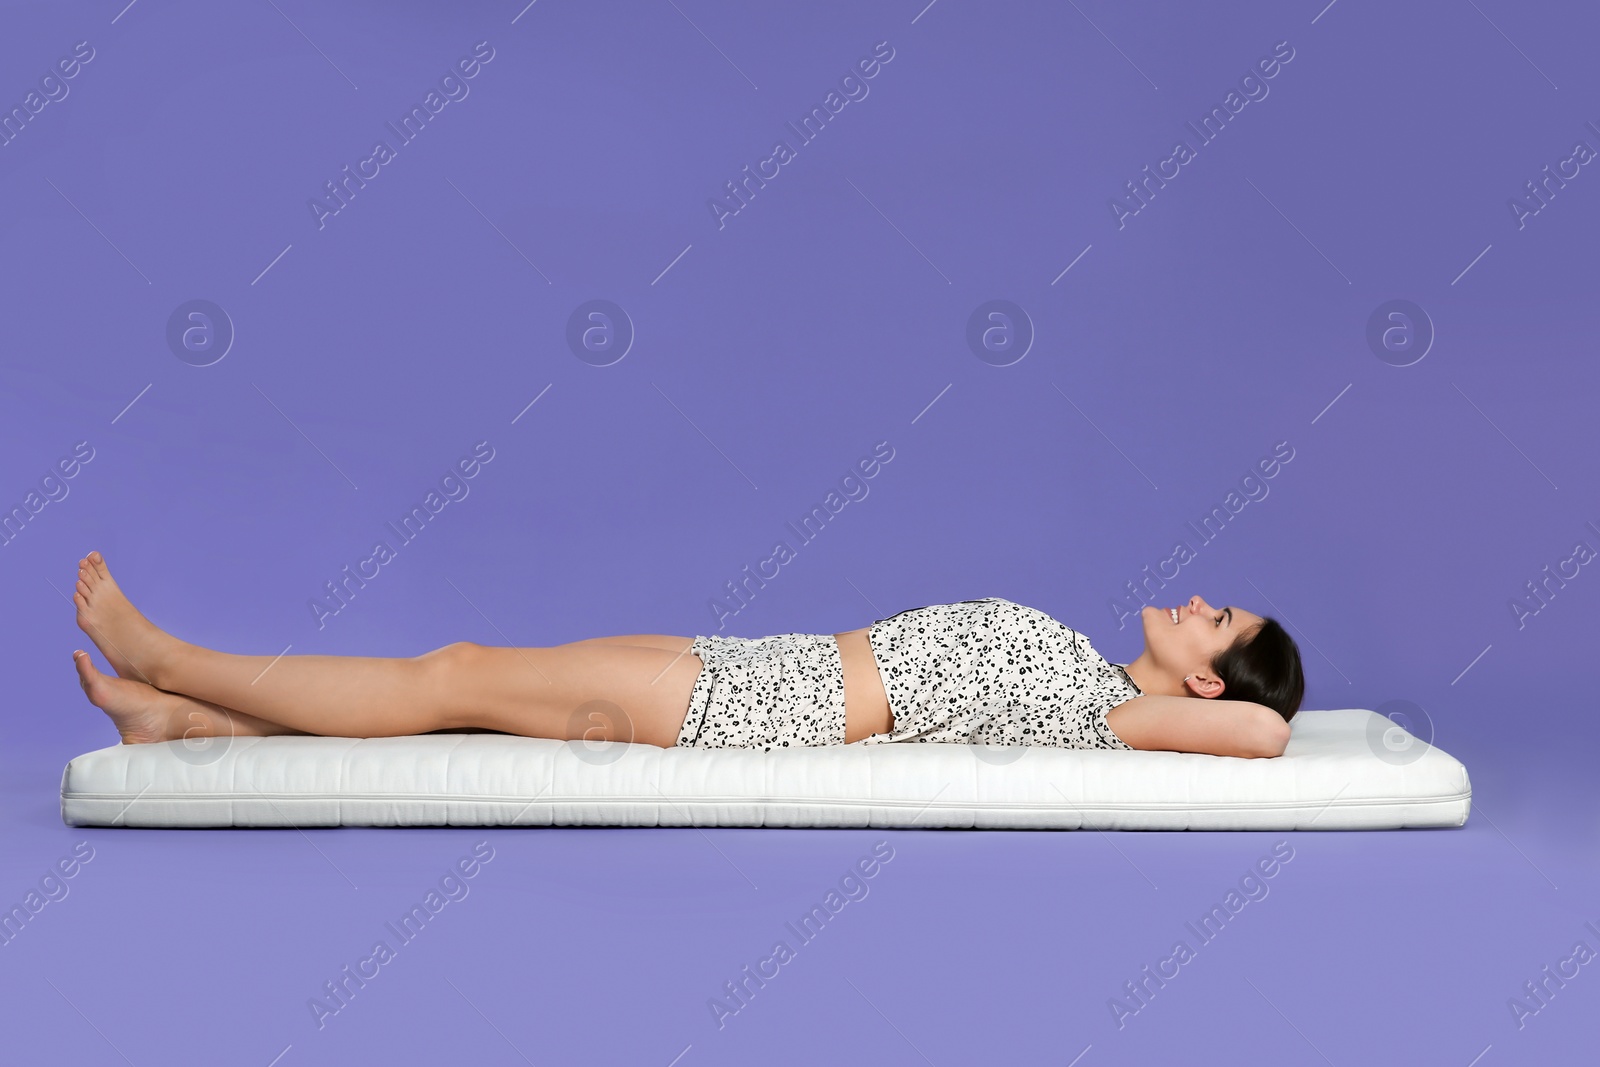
[3,0,1597,1063]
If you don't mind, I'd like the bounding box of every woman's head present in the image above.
[1136,596,1305,722]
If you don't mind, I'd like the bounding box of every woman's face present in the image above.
[1139,595,1264,673]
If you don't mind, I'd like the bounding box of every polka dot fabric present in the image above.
[673,632,848,750]
[860,597,1141,751]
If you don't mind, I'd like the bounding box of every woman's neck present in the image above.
[1122,653,1177,698]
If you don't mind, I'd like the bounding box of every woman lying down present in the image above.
[70,552,1304,759]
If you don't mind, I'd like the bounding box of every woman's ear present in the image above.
[1184,674,1225,699]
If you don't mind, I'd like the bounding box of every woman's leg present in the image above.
[563,635,695,652]
[74,649,306,744]
[74,553,702,747]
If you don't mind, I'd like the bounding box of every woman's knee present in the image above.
[414,641,488,684]
[411,642,492,727]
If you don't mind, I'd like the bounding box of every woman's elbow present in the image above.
[1246,710,1292,758]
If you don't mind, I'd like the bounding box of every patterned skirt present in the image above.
[672,632,848,750]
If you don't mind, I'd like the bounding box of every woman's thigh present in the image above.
[469,641,702,748]
[559,634,694,653]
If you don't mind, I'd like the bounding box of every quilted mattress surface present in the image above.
[59,708,1471,831]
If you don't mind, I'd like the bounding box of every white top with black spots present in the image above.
[862,597,1142,750]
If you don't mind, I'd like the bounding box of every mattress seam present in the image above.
[61,791,1474,810]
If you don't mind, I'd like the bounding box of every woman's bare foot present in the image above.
[73,650,180,744]
[75,650,302,746]
[74,551,179,687]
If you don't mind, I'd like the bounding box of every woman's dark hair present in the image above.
[1210,616,1304,723]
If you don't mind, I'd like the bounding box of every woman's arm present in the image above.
[1104,695,1291,758]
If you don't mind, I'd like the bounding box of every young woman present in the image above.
[70,551,1304,760]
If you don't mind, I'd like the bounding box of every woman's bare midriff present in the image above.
[833,627,893,743]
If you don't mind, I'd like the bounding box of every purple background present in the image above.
[3,0,1597,1062]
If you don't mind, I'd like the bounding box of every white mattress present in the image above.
[59,708,1471,831]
